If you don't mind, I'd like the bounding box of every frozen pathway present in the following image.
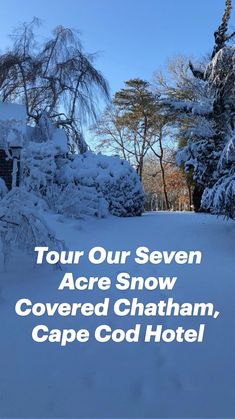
[0,212,235,418]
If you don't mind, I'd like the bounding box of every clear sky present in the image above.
[1,1,234,96]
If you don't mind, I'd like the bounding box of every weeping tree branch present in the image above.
[0,20,110,152]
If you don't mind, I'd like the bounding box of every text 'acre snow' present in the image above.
[31,324,205,346]
[35,247,202,265]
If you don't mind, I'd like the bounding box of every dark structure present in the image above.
[0,150,14,189]
[0,149,20,189]
[0,102,26,191]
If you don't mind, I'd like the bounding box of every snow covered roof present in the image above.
[0,102,26,122]
[0,104,68,152]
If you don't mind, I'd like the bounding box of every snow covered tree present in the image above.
[211,0,234,59]
[158,0,235,217]
[190,0,235,217]
[154,56,213,210]
[200,45,235,216]
[0,20,109,152]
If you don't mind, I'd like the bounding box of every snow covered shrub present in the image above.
[56,152,145,217]
[21,137,66,193]
[22,131,144,217]
[22,146,110,218]
[41,183,109,219]
[0,188,64,266]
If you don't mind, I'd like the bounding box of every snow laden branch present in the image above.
[0,188,64,268]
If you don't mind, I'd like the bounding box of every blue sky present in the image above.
[0,1,234,96]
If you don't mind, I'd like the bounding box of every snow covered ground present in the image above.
[0,211,235,418]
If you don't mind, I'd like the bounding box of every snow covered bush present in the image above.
[22,144,56,192]
[14,108,144,218]
[0,188,64,267]
[22,140,145,218]
[45,183,109,219]
[22,147,109,218]
[56,152,145,217]
[21,130,67,193]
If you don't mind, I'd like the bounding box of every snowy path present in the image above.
[0,212,235,417]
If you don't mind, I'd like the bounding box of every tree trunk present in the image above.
[192,184,204,212]
[159,158,170,210]
[187,183,192,211]
[158,130,170,210]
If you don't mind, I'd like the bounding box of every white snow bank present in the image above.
[0,212,234,417]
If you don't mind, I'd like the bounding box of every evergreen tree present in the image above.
[161,0,235,216]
